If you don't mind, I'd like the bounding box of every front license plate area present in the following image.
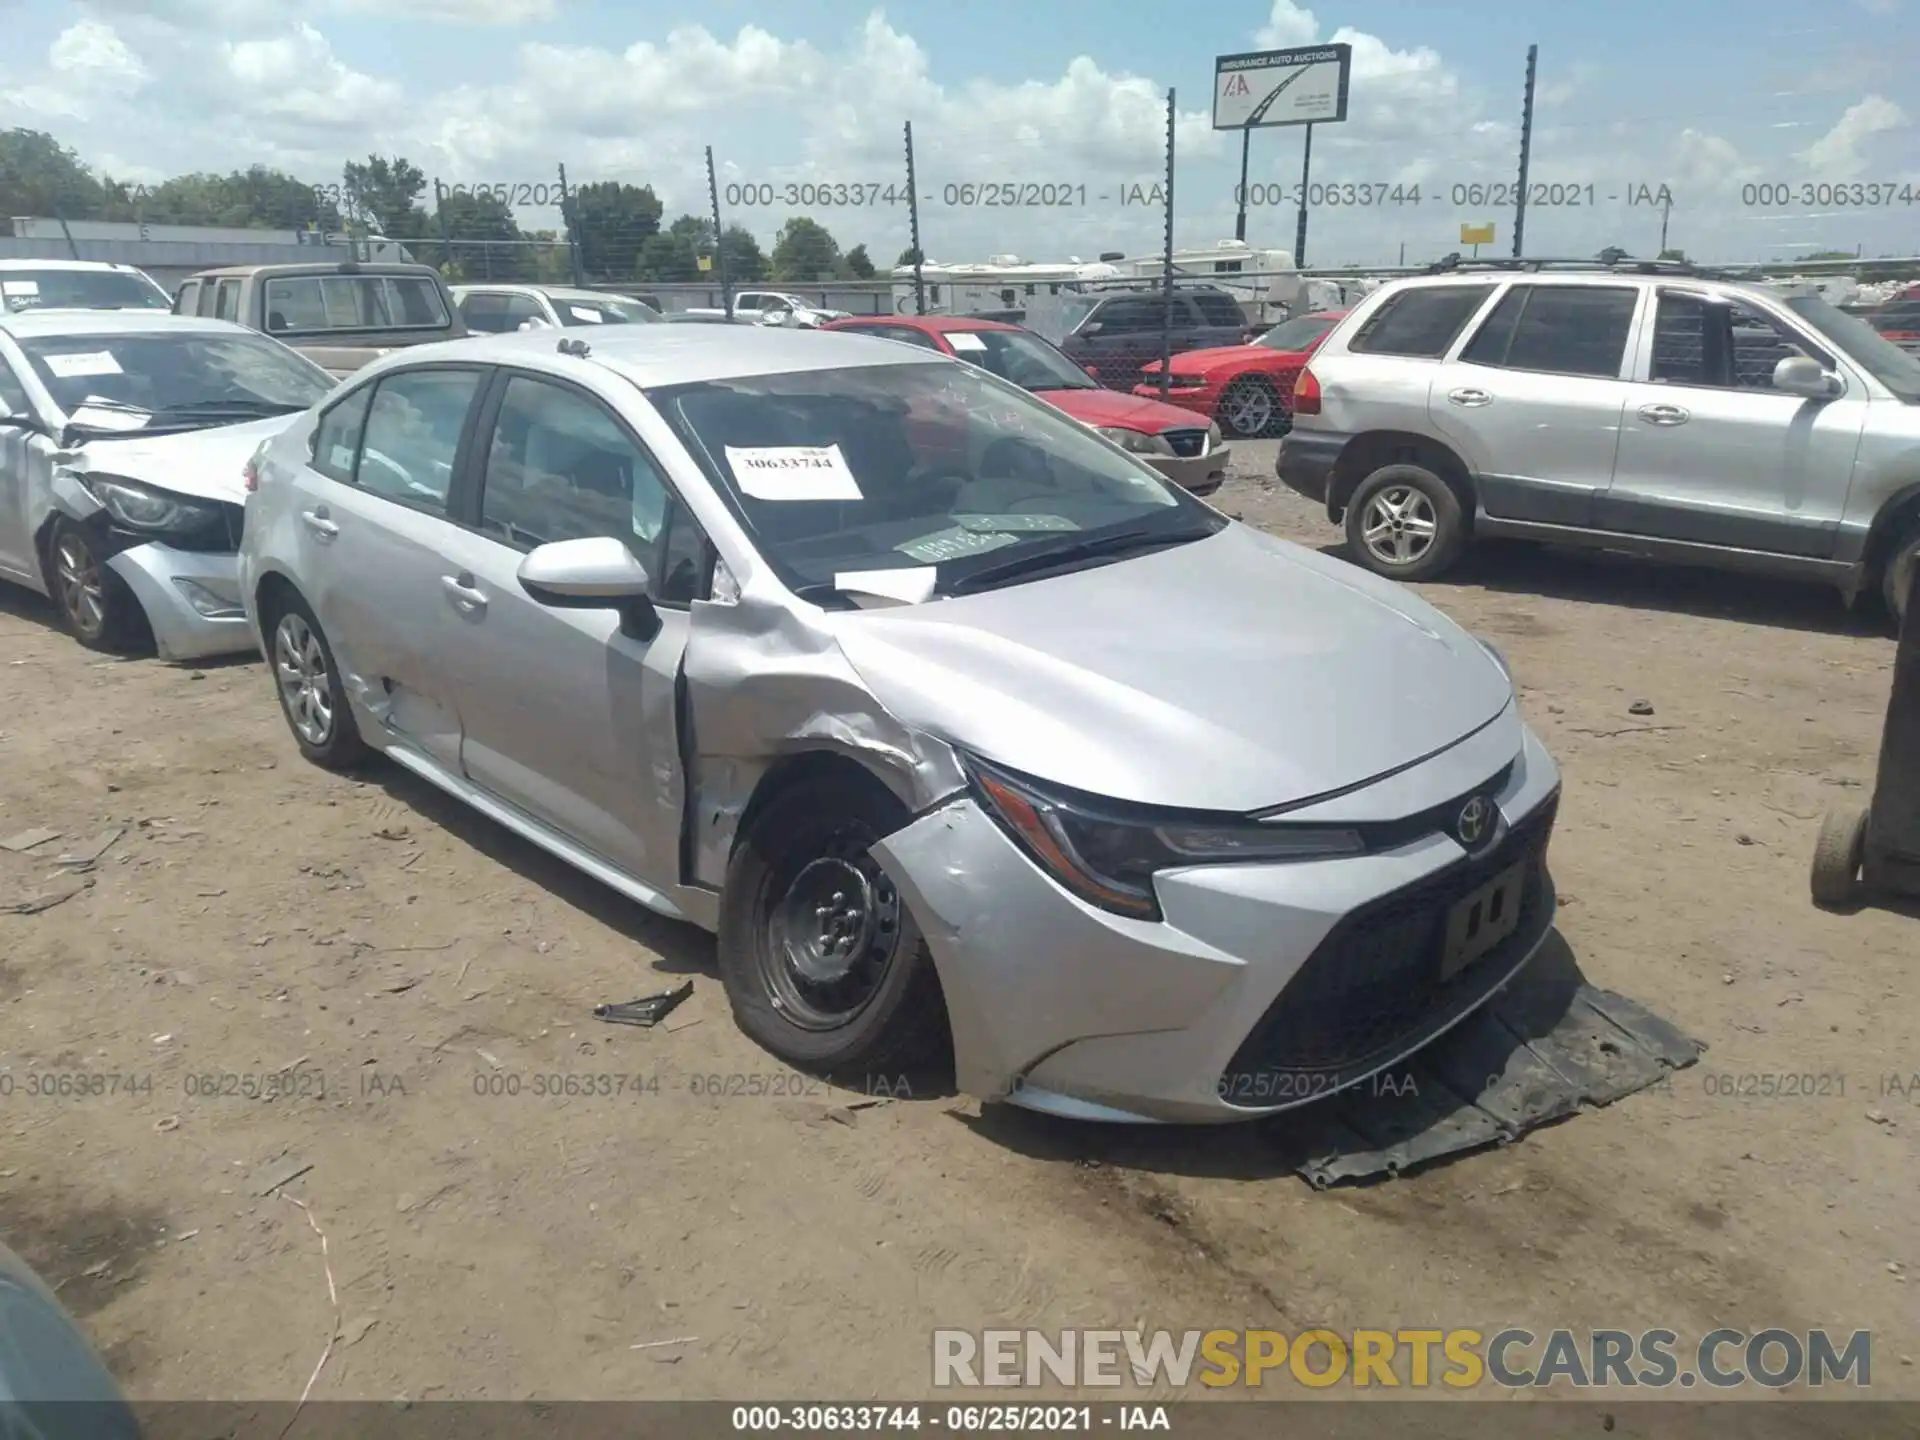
[1440,859,1527,981]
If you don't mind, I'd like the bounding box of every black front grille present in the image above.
[1223,792,1559,1084]
[1164,429,1207,458]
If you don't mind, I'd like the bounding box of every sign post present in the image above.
[1213,43,1352,269]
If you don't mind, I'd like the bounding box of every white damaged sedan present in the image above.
[239,324,1561,1124]
[0,311,334,659]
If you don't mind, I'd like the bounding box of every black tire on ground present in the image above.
[719,771,950,1081]
[44,519,148,653]
[1881,521,1920,631]
[1342,462,1470,582]
[1217,376,1280,438]
[1809,805,1869,910]
[260,587,367,771]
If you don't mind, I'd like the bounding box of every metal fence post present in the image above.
[1292,122,1314,268]
[706,146,732,318]
[1513,44,1538,259]
[905,121,926,316]
[557,161,584,286]
[1159,87,1176,397]
[432,179,452,276]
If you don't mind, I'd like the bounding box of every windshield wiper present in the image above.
[155,400,306,420]
[946,524,1213,595]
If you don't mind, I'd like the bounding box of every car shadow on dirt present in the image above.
[367,762,717,979]
[959,932,1663,1188]
[1313,538,1893,638]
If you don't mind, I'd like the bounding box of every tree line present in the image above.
[0,129,915,286]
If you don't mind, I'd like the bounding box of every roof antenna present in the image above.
[557,337,591,358]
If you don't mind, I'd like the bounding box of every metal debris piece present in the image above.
[254,1158,315,1197]
[55,827,124,867]
[1,874,94,914]
[0,827,61,852]
[594,980,693,1028]
[1283,970,1704,1189]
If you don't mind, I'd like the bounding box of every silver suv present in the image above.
[1275,258,1920,625]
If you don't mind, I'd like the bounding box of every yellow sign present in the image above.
[1460,223,1495,245]
[696,254,713,272]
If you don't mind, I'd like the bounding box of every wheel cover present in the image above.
[761,827,904,1031]
[53,532,107,638]
[1224,382,1272,435]
[273,613,334,747]
[1361,486,1439,565]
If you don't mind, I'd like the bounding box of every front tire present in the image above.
[264,589,366,771]
[46,520,147,653]
[1218,377,1279,438]
[1810,805,1868,910]
[718,772,949,1080]
[1882,521,1919,631]
[1343,463,1469,582]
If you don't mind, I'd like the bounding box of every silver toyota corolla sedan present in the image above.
[238,325,1561,1124]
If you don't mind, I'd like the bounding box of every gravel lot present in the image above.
[1,437,1913,1406]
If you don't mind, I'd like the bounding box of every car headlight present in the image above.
[1207,420,1223,447]
[1095,426,1174,457]
[964,753,1364,920]
[79,474,220,533]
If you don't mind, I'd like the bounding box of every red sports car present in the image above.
[820,314,1230,494]
[1134,310,1346,439]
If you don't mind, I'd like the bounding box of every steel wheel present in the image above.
[53,531,108,640]
[1360,486,1439,566]
[758,824,904,1031]
[1220,379,1274,438]
[274,611,334,748]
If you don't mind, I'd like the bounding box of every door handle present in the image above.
[1447,388,1492,407]
[299,508,339,540]
[440,573,488,613]
[1638,403,1690,426]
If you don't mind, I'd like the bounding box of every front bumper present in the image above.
[1145,442,1231,497]
[872,721,1561,1124]
[104,543,253,662]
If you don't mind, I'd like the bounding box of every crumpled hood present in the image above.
[828,523,1513,812]
[1033,387,1208,433]
[68,414,297,504]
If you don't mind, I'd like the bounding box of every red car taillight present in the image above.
[243,458,259,493]
[1293,365,1322,415]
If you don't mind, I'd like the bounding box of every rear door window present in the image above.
[354,368,483,513]
[1348,285,1498,357]
[1460,285,1639,378]
[1191,293,1248,328]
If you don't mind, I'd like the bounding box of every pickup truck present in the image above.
[679,289,850,327]
[172,261,466,378]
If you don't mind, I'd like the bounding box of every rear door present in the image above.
[282,364,490,772]
[1426,281,1642,527]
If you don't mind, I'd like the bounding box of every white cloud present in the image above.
[1796,94,1909,179]
[334,0,555,20]
[50,18,147,85]
[220,24,402,128]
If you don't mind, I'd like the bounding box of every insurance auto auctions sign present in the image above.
[1213,44,1352,129]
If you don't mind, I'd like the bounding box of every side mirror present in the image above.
[1773,355,1841,399]
[517,536,659,640]
[517,316,553,331]
[1078,321,1103,336]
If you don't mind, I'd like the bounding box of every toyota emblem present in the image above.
[1456,796,1493,847]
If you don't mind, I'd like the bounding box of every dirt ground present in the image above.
[1,437,1914,1407]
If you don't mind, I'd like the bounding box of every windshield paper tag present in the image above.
[832,567,938,605]
[955,513,1078,532]
[724,444,863,501]
[46,351,123,378]
[0,279,39,296]
[68,405,147,431]
[896,527,1020,563]
[568,306,604,323]
[946,332,986,352]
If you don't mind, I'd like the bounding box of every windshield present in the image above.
[19,332,335,433]
[555,295,660,326]
[946,329,1096,391]
[1259,313,1338,352]
[651,361,1217,597]
[1,269,169,314]
[1786,294,1920,402]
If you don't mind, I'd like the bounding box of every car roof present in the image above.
[452,284,651,303]
[0,310,259,340]
[189,262,441,279]
[831,315,1023,334]
[0,259,151,275]
[386,323,946,387]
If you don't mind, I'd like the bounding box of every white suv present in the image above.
[1275,258,1920,625]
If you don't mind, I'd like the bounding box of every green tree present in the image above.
[771,216,841,281]
[132,166,332,229]
[344,155,428,240]
[1801,249,1858,261]
[436,188,531,281]
[568,181,663,283]
[0,128,108,231]
[844,243,875,279]
[894,246,922,268]
[720,224,767,281]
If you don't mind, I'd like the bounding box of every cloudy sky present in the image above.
[2,0,1915,268]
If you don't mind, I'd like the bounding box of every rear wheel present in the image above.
[46,520,146,653]
[1218,377,1279,438]
[264,589,366,771]
[1882,521,1919,630]
[719,772,949,1080]
[1343,463,1469,582]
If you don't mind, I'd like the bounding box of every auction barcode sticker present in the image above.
[724,444,864,501]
